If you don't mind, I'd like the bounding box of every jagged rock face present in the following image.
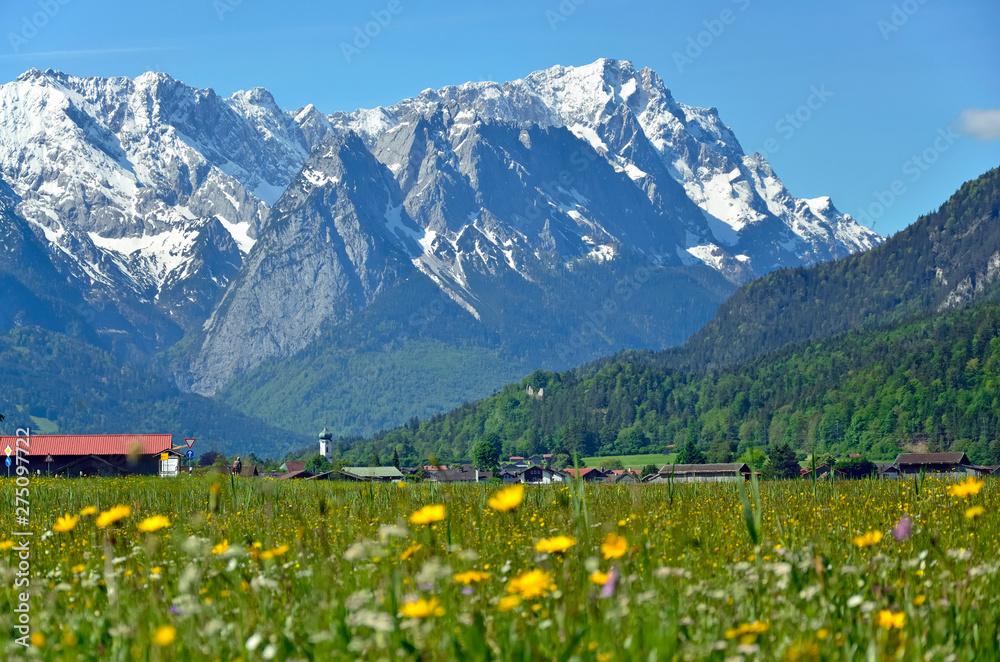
[331,59,880,283]
[184,133,421,394]
[0,59,882,396]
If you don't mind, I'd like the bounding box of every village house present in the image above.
[335,466,405,482]
[606,469,641,483]
[645,463,750,483]
[500,465,566,485]
[425,464,492,483]
[892,452,977,477]
[563,467,609,482]
[0,434,174,477]
[875,462,900,479]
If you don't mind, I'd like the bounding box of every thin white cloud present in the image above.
[958,108,1000,142]
[0,46,174,60]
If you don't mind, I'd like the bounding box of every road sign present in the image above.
[45,455,53,463]
[4,457,10,467]
[160,452,169,461]
[4,445,11,457]
[186,449,195,459]
[184,438,196,449]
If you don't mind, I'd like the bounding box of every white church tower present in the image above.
[319,425,333,461]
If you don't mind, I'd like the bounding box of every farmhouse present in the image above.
[336,467,405,482]
[499,465,566,485]
[606,469,641,483]
[875,462,900,479]
[0,434,173,476]
[646,463,750,483]
[892,453,976,477]
[425,464,492,483]
[563,467,608,482]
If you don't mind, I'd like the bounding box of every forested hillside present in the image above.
[0,328,309,456]
[351,300,1000,467]
[636,165,1000,372]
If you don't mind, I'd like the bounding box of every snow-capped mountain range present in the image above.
[0,59,880,401]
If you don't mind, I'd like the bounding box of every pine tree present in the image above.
[768,441,800,479]
[392,448,401,469]
[678,437,705,464]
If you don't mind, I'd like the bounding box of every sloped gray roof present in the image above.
[894,453,968,465]
[341,466,405,478]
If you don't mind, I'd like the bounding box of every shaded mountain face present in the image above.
[0,60,880,416]
[183,132,423,394]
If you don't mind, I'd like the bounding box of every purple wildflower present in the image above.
[892,515,912,542]
[600,567,618,598]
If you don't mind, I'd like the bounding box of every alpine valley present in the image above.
[0,59,881,452]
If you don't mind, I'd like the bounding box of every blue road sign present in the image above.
[4,457,10,467]
[186,450,195,459]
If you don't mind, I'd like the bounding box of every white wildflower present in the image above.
[246,632,263,652]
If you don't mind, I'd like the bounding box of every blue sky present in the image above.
[1,0,997,237]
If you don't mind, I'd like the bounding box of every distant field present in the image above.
[582,453,676,469]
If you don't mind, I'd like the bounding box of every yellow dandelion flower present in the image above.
[852,530,883,548]
[498,595,522,612]
[152,625,176,646]
[137,515,170,533]
[965,505,985,519]
[53,513,79,533]
[0,540,13,551]
[877,610,905,630]
[913,595,926,606]
[409,504,446,525]
[725,621,770,640]
[488,484,524,512]
[71,564,86,574]
[400,543,423,560]
[453,570,490,585]
[948,476,985,498]
[78,506,97,517]
[507,569,555,599]
[534,535,576,554]
[601,532,628,560]
[589,571,609,586]
[211,540,230,555]
[30,632,45,648]
[95,505,131,528]
[260,544,290,560]
[399,597,444,619]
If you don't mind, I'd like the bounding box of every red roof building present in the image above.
[0,434,173,477]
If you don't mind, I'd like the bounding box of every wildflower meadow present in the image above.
[1,474,997,660]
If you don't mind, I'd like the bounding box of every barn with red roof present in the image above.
[0,433,174,476]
